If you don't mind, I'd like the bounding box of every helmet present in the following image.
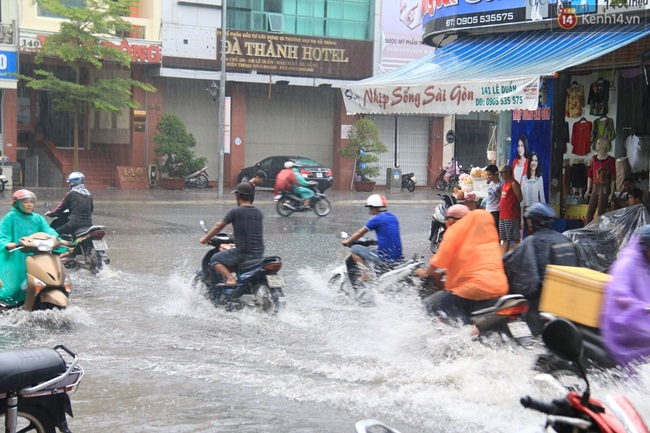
[365,194,387,209]
[445,204,469,219]
[232,182,254,196]
[638,225,650,249]
[67,171,85,186]
[284,161,294,169]
[524,203,556,229]
[12,189,36,206]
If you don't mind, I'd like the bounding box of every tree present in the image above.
[339,118,388,181]
[153,113,207,177]
[20,0,156,170]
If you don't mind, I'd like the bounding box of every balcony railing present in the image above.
[0,23,14,45]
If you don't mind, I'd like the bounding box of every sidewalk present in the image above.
[11,186,444,206]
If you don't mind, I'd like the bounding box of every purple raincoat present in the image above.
[600,236,650,366]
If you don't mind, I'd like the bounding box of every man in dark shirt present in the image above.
[199,182,264,286]
[45,171,93,236]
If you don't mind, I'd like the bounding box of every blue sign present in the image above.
[0,51,17,80]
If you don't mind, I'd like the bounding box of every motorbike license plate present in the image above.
[507,320,532,339]
[92,239,108,251]
[266,275,284,288]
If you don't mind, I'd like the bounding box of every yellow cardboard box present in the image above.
[539,265,611,328]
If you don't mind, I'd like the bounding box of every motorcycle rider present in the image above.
[199,182,264,287]
[503,203,579,335]
[0,190,66,307]
[342,194,403,281]
[415,205,508,323]
[600,224,650,367]
[45,171,93,236]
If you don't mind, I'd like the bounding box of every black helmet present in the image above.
[639,224,650,249]
[232,182,254,199]
[525,203,556,230]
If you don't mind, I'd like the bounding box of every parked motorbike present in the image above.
[45,204,109,275]
[275,185,331,217]
[0,232,71,312]
[0,344,83,433]
[429,194,457,253]
[435,165,469,191]
[184,166,209,189]
[521,318,648,433]
[401,173,416,192]
[328,232,423,304]
[0,167,8,192]
[194,221,284,314]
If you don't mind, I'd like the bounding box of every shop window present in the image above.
[268,13,284,32]
[116,25,145,39]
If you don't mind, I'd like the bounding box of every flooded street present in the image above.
[0,188,648,433]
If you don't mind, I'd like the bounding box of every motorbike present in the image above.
[535,312,617,374]
[401,173,416,192]
[184,166,209,189]
[0,344,83,433]
[0,167,8,192]
[355,318,648,433]
[435,165,469,191]
[521,318,648,433]
[328,232,424,304]
[193,221,285,314]
[0,232,71,312]
[45,204,109,275]
[429,194,457,253]
[275,185,331,217]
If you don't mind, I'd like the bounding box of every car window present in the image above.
[293,157,320,166]
[258,158,273,168]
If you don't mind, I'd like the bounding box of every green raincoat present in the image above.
[0,206,61,306]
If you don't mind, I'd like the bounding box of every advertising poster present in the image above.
[380,0,434,72]
[510,79,554,210]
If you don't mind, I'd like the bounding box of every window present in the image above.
[227,0,372,41]
[38,0,86,18]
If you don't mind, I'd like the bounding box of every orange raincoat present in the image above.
[431,210,508,301]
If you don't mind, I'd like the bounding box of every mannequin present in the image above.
[584,137,616,224]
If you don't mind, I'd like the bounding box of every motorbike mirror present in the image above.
[338,231,349,239]
[542,319,584,364]
[199,220,208,233]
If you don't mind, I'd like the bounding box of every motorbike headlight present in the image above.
[34,238,55,251]
[411,176,416,183]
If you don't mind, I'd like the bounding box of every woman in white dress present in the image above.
[522,152,546,209]
[512,135,529,184]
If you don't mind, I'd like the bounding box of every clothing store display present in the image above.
[615,157,632,192]
[591,116,615,147]
[588,78,610,116]
[565,82,585,118]
[586,154,616,223]
[571,118,592,155]
[522,176,546,207]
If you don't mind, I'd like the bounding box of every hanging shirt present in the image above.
[565,83,585,118]
[591,117,616,147]
[588,79,610,116]
[571,119,592,156]
[625,134,642,172]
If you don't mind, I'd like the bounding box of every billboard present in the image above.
[0,50,17,89]
[380,0,434,72]
[423,1,648,44]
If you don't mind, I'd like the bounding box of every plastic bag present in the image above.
[563,204,649,272]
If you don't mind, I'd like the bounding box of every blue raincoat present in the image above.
[0,206,62,306]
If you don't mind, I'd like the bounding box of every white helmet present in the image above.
[284,161,294,169]
[365,194,387,209]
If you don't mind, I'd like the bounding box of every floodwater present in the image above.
[0,188,648,433]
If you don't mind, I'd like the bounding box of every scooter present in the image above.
[0,167,8,192]
[1,232,71,311]
[194,221,285,314]
[275,186,331,217]
[184,166,209,189]
[521,318,649,433]
[328,232,424,304]
[401,173,416,192]
[0,344,83,433]
[355,319,648,433]
[429,194,457,253]
[45,204,109,275]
